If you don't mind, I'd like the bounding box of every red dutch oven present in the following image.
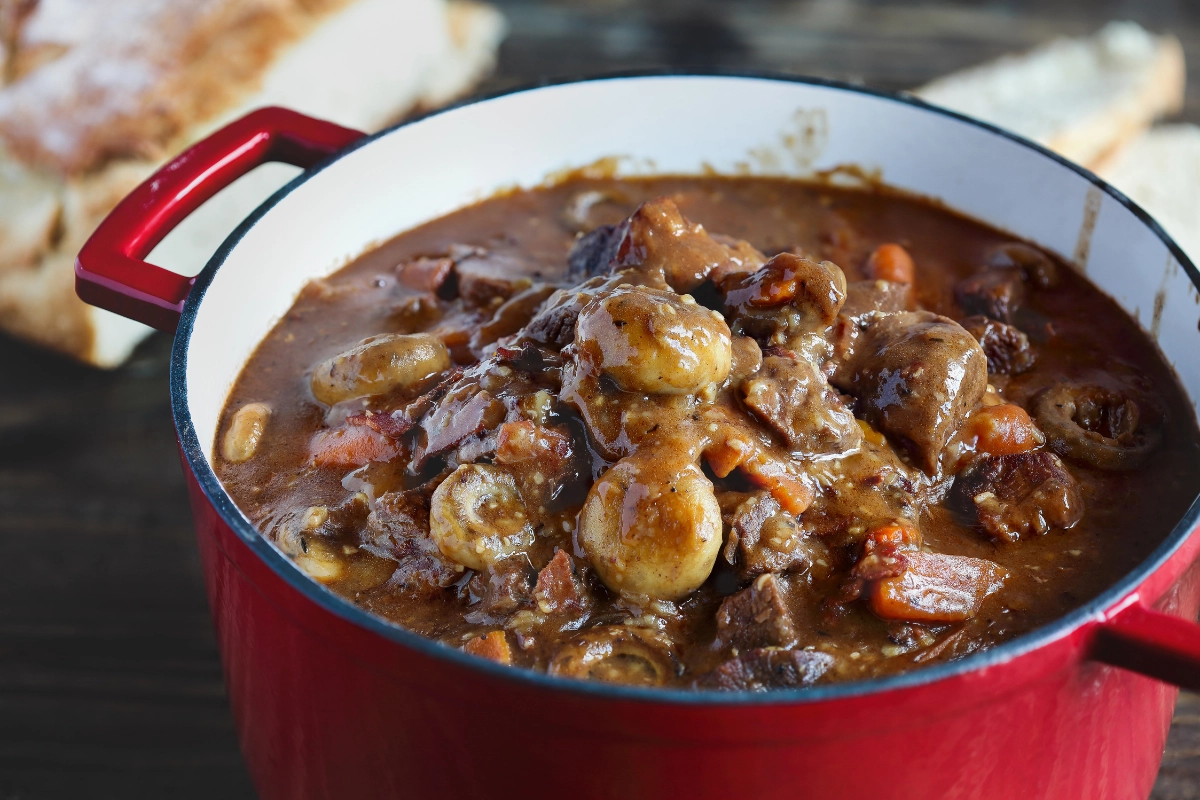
[76,75,1200,799]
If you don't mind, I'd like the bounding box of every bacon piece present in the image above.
[310,425,402,469]
[346,410,415,439]
[496,420,572,463]
[533,549,590,616]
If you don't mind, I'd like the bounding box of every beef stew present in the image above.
[214,176,1200,690]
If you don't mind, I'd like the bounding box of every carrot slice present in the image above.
[869,552,1007,623]
[866,243,915,284]
[464,631,512,665]
[965,403,1042,457]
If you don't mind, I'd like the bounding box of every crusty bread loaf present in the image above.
[0,0,504,367]
[1098,124,1200,263]
[915,21,1184,169]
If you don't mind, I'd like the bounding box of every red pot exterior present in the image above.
[183,455,1200,800]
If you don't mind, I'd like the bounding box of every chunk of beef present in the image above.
[740,352,861,455]
[722,253,847,343]
[951,451,1084,542]
[469,557,536,617]
[449,245,540,308]
[722,491,820,579]
[696,648,834,691]
[960,315,1035,375]
[868,551,1007,623]
[710,234,772,284]
[408,366,509,471]
[397,256,456,299]
[470,284,557,353]
[714,574,797,652]
[955,268,1025,323]
[840,279,913,321]
[413,385,506,470]
[834,311,988,474]
[346,409,416,439]
[522,288,581,350]
[364,490,460,596]
[612,197,766,292]
[829,279,914,369]
[988,242,1060,289]
[567,220,630,281]
[396,245,543,308]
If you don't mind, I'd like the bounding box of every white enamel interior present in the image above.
[186,75,1200,465]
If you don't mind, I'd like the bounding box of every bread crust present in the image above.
[916,22,1186,169]
[0,0,503,366]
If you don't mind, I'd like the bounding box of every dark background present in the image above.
[3,1,1199,797]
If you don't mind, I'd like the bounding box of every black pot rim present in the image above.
[170,70,1200,708]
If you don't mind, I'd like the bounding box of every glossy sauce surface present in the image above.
[216,177,1200,689]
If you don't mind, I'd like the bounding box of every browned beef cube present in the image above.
[955,268,1025,323]
[365,491,460,596]
[470,558,535,616]
[951,451,1085,542]
[696,648,834,691]
[740,353,862,455]
[722,491,817,580]
[567,220,630,281]
[834,311,987,474]
[960,315,1036,375]
[714,574,798,652]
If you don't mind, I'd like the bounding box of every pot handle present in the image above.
[75,107,366,332]
[1092,599,1200,691]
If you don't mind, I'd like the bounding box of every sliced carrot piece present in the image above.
[740,455,813,515]
[866,243,915,284]
[865,521,922,550]
[965,403,1042,457]
[702,436,753,479]
[464,630,512,665]
[869,552,1007,623]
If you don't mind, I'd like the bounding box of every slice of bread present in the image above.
[0,0,505,367]
[915,21,1184,169]
[1098,124,1200,263]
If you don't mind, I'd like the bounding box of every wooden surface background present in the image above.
[2,1,1199,797]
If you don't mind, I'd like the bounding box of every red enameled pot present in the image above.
[75,75,1200,799]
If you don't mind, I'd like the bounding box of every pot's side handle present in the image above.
[1092,600,1200,691]
[75,107,366,332]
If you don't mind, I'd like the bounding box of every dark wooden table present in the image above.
[3,1,1199,797]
